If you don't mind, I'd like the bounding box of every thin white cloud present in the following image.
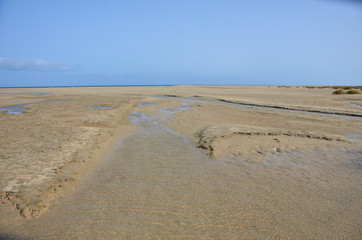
[0,57,73,72]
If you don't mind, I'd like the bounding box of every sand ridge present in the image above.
[196,125,349,158]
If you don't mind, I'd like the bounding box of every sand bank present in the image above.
[0,86,361,238]
[0,89,140,220]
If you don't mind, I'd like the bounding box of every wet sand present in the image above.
[0,86,361,239]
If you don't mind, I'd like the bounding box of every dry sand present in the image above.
[0,86,361,239]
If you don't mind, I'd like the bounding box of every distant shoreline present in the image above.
[1,84,361,89]
[0,85,175,89]
[0,84,271,88]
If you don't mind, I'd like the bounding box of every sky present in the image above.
[0,0,361,87]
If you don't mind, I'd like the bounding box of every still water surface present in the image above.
[0,99,73,114]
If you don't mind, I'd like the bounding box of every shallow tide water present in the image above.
[4,101,361,239]
[87,106,113,109]
[0,99,73,114]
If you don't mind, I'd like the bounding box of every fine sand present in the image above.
[0,86,361,239]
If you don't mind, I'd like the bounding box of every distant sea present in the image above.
[0,85,174,88]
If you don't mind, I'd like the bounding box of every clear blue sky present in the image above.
[0,0,361,87]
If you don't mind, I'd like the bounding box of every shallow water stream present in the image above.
[5,101,362,239]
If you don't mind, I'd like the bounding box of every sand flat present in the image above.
[0,86,361,239]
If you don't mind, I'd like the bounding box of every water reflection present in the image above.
[0,99,73,114]
[0,92,51,97]
[87,106,112,109]
[344,102,362,109]
[138,102,159,107]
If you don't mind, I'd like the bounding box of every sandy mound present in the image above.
[196,126,349,159]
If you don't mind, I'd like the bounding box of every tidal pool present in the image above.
[87,106,112,109]
[0,99,73,114]
[138,101,159,107]
[345,102,362,109]
[0,92,51,97]
[347,133,362,141]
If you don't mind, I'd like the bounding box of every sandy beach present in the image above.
[1,85,361,239]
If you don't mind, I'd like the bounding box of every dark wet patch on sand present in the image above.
[138,101,160,107]
[0,99,73,114]
[0,92,51,97]
[87,106,112,109]
[344,102,362,109]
